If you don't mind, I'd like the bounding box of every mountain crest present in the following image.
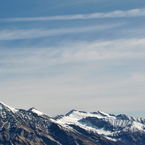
[0,101,145,145]
[28,107,45,116]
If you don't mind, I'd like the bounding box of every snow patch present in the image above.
[105,136,118,142]
[130,121,144,131]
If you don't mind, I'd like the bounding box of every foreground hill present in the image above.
[0,101,145,145]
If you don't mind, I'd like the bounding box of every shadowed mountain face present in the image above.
[0,102,145,145]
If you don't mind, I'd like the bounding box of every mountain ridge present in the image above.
[0,101,145,145]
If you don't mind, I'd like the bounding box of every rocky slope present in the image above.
[0,101,145,145]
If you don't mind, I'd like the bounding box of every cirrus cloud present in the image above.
[1,8,145,22]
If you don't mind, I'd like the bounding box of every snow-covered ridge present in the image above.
[56,109,145,127]
[1,101,145,135]
[0,101,48,117]
[56,109,115,124]
[0,101,18,113]
[54,109,145,140]
[54,110,115,135]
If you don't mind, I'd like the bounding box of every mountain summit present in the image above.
[0,102,145,145]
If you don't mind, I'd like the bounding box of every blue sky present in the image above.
[0,0,145,117]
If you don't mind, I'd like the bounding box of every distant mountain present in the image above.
[0,102,145,145]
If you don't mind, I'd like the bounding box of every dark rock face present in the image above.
[0,102,145,145]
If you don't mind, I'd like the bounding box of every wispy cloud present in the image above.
[0,23,123,40]
[1,38,145,72]
[48,38,145,63]
[1,8,145,22]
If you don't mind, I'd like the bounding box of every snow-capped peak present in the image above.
[28,107,45,116]
[64,109,112,121]
[96,111,110,117]
[0,101,18,113]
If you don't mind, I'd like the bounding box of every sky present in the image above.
[0,0,145,117]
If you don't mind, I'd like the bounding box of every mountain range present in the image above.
[0,101,145,145]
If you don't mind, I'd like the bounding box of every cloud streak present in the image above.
[0,23,123,40]
[1,8,145,22]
